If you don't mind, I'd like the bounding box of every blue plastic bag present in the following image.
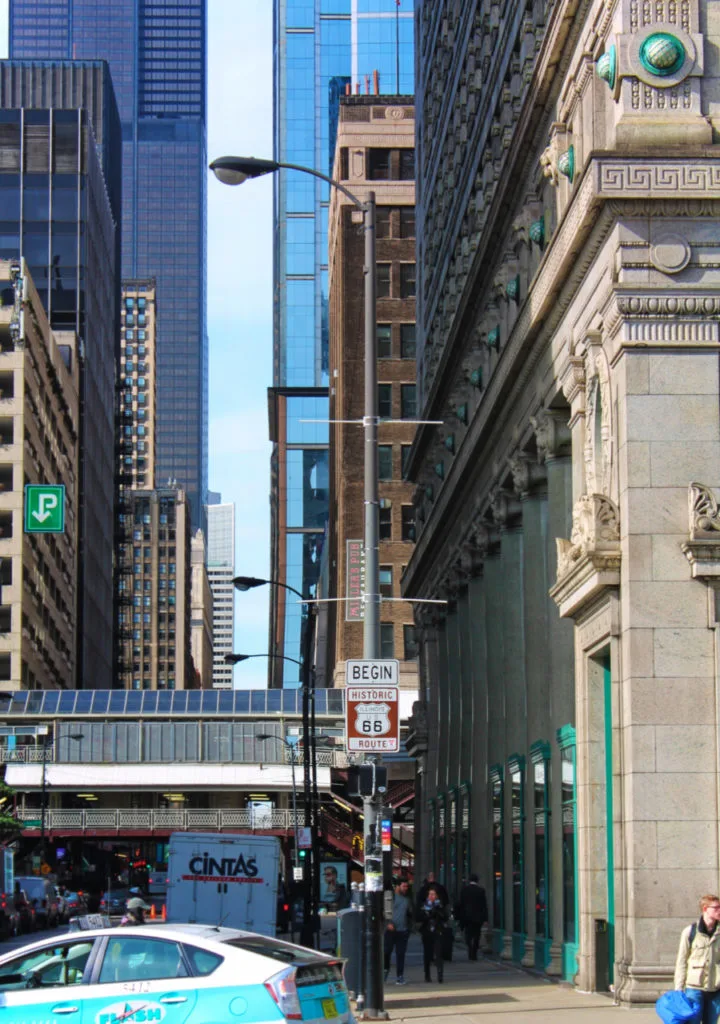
[656,989,703,1024]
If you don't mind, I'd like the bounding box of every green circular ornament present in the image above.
[640,33,685,76]
[596,46,617,90]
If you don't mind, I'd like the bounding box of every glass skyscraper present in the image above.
[270,0,414,687]
[9,0,208,528]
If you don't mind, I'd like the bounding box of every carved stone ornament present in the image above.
[508,452,547,497]
[584,351,613,497]
[682,484,720,580]
[489,488,522,528]
[550,494,621,619]
[530,411,572,463]
[559,356,586,406]
[406,700,429,758]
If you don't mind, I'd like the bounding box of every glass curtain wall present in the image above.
[272,0,414,686]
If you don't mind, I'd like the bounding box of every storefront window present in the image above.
[491,766,504,929]
[438,795,446,885]
[509,757,525,936]
[559,731,577,944]
[448,791,457,899]
[459,783,471,885]
[531,742,551,940]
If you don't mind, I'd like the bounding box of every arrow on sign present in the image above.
[31,494,58,523]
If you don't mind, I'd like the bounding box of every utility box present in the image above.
[594,918,610,992]
[337,906,364,998]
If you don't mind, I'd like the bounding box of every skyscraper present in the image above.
[0,64,120,688]
[9,0,208,528]
[270,0,415,687]
[207,497,235,690]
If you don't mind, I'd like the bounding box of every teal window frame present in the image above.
[557,724,578,981]
[531,740,552,969]
[508,754,526,949]
[490,764,504,933]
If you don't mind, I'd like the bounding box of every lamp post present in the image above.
[227,575,319,949]
[258,734,300,942]
[214,158,383,1015]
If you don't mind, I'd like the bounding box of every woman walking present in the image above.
[420,886,449,983]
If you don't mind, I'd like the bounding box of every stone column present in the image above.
[509,452,549,968]
[533,411,574,976]
[483,539,505,947]
[491,488,525,960]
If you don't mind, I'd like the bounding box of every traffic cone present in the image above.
[150,903,157,920]
[161,904,166,922]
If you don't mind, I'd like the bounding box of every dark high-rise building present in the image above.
[9,0,209,528]
[0,61,120,688]
[270,0,415,688]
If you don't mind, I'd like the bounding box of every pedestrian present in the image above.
[120,896,151,926]
[384,879,413,985]
[456,873,488,961]
[419,886,449,983]
[416,871,449,912]
[674,894,720,1024]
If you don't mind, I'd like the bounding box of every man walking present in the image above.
[457,874,488,961]
[385,879,413,985]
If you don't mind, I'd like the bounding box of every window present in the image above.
[99,937,187,983]
[401,385,416,419]
[379,565,393,597]
[377,324,392,359]
[400,324,416,360]
[376,207,391,238]
[401,445,412,478]
[183,944,223,976]
[400,264,416,298]
[401,505,415,542]
[378,445,393,481]
[491,767,504,929]
[532,744,551,942]
[368,148,391,180]
[510,757,525,936]
[376,263,391,298]
[380,623,394,659]
[378,384,392,419]
[400,207,415,238]
[379,504,392,540]
[403,624,418,660]
[399,149,415,180]
[0,940,93,990]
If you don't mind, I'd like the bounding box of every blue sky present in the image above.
[0,1,276,688]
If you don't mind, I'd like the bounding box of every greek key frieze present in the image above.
[599,162,720,195]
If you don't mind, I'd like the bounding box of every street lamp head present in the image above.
[210,156,280,187]
[224,653,250,664]
[232,575,269,592]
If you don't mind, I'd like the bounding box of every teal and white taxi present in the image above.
[0,924,350,1024]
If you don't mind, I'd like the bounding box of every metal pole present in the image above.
[289,744,300,869]
[300,610,314,948]
[40,731,47,864]
[361,191,385,1019]
[309,669,320,948]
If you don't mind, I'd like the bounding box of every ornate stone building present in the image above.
[406,0,720,1003]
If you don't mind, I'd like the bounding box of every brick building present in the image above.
[326,96,418,690]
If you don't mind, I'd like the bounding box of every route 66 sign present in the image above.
[346,669,400,752]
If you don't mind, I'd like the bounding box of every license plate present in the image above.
[322,998,338,1019]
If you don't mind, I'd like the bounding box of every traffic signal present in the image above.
[347,763,387,797]
[298,848,308,860]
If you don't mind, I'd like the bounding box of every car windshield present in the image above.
[222,937,324,964]
[18,881,44,898]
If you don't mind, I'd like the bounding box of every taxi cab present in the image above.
[0,924,350,1024]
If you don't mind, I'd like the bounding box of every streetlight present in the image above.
[258,733,300,943]
[38,729,84,866]
[213,155,383,1016]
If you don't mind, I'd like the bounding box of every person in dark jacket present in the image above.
[420,887,449,983]
[455,874,488,960]
[416,871,449,911]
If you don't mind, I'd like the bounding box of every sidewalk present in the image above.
[378,937,658,1022]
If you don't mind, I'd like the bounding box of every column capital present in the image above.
[530,410,571,463]
[489,487,522,529]
[507,450,547,498]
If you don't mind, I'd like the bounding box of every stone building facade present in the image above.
[406,0,720,1003]
[327,96,419,691]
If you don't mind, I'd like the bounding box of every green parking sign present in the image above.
[24,484,65,534]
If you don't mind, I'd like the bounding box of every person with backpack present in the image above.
[673,894,720,1023]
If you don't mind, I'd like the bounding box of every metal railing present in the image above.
[21,807,311,832]
[0,745,349,768]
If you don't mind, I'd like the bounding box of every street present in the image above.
[0,925,69,954]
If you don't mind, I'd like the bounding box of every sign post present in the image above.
[24,485,65,534]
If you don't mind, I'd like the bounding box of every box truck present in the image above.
[166,832,280,935]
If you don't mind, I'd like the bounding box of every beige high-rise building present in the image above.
[190,528,213,688]
[0,259,79,691]
[117,281,157,492]
[115,487,194,690]
[326,95,419,691]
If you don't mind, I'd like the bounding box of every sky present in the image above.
[0,0,276,688]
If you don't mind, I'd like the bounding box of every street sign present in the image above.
[293,866,304,882]
[298,826,312,849]
[381,819,393,852]
[24,484,65,534]
[345,540,365,621]
[346,662,400,752]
